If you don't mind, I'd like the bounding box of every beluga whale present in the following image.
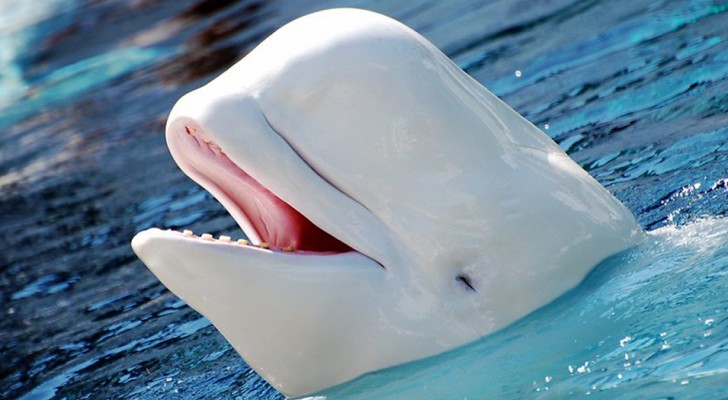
[131,8,644,397]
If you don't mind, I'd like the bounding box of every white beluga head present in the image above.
[131,8,644,397]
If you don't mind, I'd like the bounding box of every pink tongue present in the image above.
[216,156,352,252]
[175,129,352,253]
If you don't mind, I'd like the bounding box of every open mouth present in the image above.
[166,124,353,254]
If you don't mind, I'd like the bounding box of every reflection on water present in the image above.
[0,0,726,399]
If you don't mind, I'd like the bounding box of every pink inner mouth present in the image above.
[167,125,353,253]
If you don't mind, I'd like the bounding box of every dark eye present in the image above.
[456,274,476,292]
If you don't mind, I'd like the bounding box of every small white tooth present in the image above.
[201,233,213,241]
[219,235,231,242]
[203,139,211,144]
[259,242,270,249]
[237,239,249,245]
[183,230,193,237]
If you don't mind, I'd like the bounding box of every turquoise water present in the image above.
[318,219,728,399]
[1,0,726,399]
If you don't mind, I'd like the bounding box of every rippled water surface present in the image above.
[1,1,726,399]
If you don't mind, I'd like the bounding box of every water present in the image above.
[0,0,726,399]
[318,218,728,399]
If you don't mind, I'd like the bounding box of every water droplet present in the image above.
[515,70,522,77]
[544,124,550,130]
[577,362,590,374]
[620,336,632,346]
[545,376,552,383]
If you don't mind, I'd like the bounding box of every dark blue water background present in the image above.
[1,0,726,399]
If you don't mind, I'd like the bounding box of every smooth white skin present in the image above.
[132,8,645,397]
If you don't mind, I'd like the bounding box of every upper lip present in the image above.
[166,122,356,254]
